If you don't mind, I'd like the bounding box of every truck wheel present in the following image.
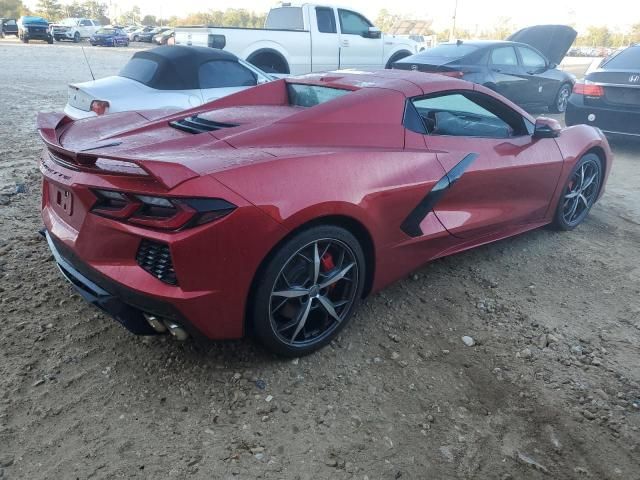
[1,31,5,39]
[247,50,290,75]
[73,32,80,43]
[385,50,412,69]
[47,37,53,44]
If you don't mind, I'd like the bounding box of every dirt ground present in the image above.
[0,40,639,480]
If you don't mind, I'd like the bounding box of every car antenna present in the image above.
[81,45,96,81]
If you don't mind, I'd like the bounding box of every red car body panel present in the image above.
[37,70,613,340]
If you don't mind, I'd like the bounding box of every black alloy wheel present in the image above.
[252,225,365,356]
[551,83,572,113]
[554,153,602,230]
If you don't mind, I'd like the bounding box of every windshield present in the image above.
[603,46,640,69]
[60,18,78,26]
[287,84,350,107]
[403,44,479,60]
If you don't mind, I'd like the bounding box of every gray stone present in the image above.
[462,336,475,347]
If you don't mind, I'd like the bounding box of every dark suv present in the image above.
[18,16,53,43]
[0,18,19,37]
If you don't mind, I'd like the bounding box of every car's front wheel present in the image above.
[553,153,602,230]
[251,225,366,356]
[73,32,80,43]
[550,82,572,113]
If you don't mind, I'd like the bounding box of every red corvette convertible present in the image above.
[38,70,612,355]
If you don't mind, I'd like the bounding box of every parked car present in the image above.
[90,27,129,47]
[64,46,273,119]
[50,17,100,42]
[128,25,153,41]
[17,16,53,43]
[153,29,174,45]
[394,25,577,113]
[38,69,612,355]
[566,44,640,138]
[0,18,19,37]
[137,26,169,42]
[175,4,417,74]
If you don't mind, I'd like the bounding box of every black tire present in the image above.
[550,82,572,113]
[73,32,80,43]
[133,35,138,42]
[385,50,412,69]
[552,153,602,231]
[1,31,5,39]
[47,37,53,44]
[251,225,366,356]
[21,36,28,43]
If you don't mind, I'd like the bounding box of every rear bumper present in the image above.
[43,229,184,335]
[566,95,640,137]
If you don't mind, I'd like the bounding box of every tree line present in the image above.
[1,0,638,47]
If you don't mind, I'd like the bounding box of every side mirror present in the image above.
[548,62,557,70]
[533,117,562,139]
[363,26,381,39]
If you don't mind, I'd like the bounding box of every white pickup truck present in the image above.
[175,3,417,75]
[50,18,101,43]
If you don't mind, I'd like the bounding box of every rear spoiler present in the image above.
[36,112,199,190]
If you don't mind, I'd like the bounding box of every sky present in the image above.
[26,0,638,33]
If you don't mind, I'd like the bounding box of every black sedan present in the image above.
[566,44,640,138]
[394,25,577,113]
[137,27,170,42]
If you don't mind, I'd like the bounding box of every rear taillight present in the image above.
[437,71,465,79]
[90,100,110,115]
[573,82,604,97]
[91,189,236,230]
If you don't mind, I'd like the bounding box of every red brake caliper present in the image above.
[321,252,336,291]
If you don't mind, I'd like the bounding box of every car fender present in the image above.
[241,41,290,65]
[545,124,612,217]
[383,45,414,66]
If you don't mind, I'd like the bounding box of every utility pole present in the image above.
[449,0,458,42]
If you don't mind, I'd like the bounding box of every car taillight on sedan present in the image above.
[90,100,110,115]
[91,189,236,230]
[573,81,604,97]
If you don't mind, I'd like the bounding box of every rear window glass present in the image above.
[265,7,304,30]
[96,28,117,34]
[119,58,159,84]
[603,46,640,69]
[199,60,257,88]
[287,84,350,107]
[408,44,478,60]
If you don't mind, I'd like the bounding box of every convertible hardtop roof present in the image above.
[127,46,241,90]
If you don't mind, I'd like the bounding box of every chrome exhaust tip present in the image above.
[164,321,189,341]
[143,313,167,333]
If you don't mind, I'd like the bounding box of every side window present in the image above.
[81,19,92,26]
[411,93,517,138]
[316,7,336,34]
[338,9,372,36]
[490,46,518,66]
[518,47,546,69]
[198,60,257,89]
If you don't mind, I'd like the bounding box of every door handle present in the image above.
[340,39,349,47]
[492,68,502,73]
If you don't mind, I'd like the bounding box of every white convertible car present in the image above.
[64,46,273,119]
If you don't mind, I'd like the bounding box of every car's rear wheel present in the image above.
[252,225,366,356]
[73,31,80,43]
[553,153,602,230]
[550,83,572,113]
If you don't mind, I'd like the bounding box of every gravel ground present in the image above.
[0,39,639,480]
